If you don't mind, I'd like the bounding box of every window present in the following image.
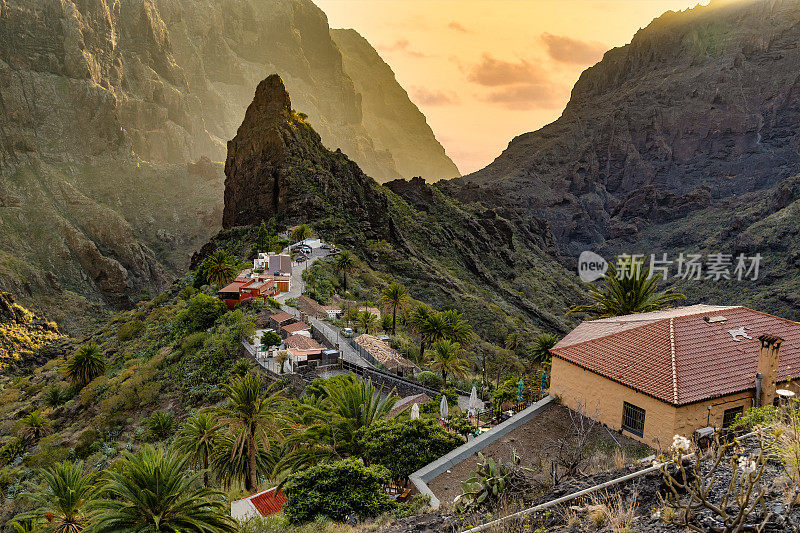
[622,402,646,437]
[723,406,743,428]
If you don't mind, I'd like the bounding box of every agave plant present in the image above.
[13,460,97,533]
[455,451,532,512]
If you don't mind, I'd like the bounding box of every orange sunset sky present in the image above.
[316,0,716,175]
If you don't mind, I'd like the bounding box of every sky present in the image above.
[316,0,714,175]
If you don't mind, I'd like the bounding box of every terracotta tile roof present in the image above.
[551,306,800,405]
[249,487,287,516]
[218,281,247,294]
[355,334,416,370]
[269,312,293,324]
[282,321,311,334]
[284,334,323,350]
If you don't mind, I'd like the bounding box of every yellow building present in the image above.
[550,305,799,450]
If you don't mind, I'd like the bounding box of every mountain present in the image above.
[0,0,456,328]
[219,74,582,347]
[331,29,461,181]
[0,291,61,363]
[452,0,800,319]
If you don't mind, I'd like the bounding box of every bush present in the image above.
[179,294,227,332]
[359,419,464,480]
[117,319,145,341]
[282,458,395,523]
[260,330,282,348]
[733,405,779,429]
[415,371,441,389]
[75,429,101,459]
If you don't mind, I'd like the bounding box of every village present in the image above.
[210,229,800,530]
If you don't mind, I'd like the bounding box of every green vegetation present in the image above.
[359,419,464,481]
[569,259,685,318]
[65,343,105,389]
[90,445,236,532]
[427,339,469,385]
[282,459,395,524]
[380,283,409,335]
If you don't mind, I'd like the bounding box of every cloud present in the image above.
[541,33,607,65]
[412,87,459,106]
[467,54,546,87]
[480,84,564,110]
[378,39,428,58]
[448,21,469,33]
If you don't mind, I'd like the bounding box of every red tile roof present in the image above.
[249,487,287,516]
[269,312,294,324]
[284,334,323,350]
[282,321,311,334]
[551,305,800,406]
[218,281,247,294]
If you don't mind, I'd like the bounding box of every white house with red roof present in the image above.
[549,305,799,448]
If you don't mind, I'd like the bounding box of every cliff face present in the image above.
[221,75,583,345]
[331,29,460,181]
[0,0,454,325]
[222,74,390,240]
[459,0,800,251]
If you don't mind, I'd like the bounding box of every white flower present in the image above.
[672,434,691,453]
[738,455,756,475]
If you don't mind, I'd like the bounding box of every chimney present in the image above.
[756,334,783,407]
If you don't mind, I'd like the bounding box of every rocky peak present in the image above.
[222,74,389,240]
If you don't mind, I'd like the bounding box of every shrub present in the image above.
[179,294,227,332]
[282,458,395,523]
[733,405,779,429]
[117,319,145,341]
[415,371,441,389]
[260,330,282,348]
[44,384,66,408]
[181,332,208,353]
[75,429,101,459]
[359,419,464,481]
[177,286,198,300]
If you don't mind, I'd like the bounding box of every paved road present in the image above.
[274,242,328,303]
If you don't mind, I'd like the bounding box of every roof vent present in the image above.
[704,316,727,323]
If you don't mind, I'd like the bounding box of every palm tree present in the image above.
[205,249,238,288]
[333,250,357,293]
[356,310,378,334]
[90,445,235,532]
[438,309,474,345]
[210,434,281,489]
[216,374,285,491]
[324,377,397,456]
[19,411,53,443]
[276,350,289,374]
[380,283,409,335]
[428,339,470,386]
[569,259,685,318]
[175,411,219,487]
[66,343,105,389]
[408,303,434,360]
[531,333,558,363]
[14,460,96,533]
[290,224,312,243]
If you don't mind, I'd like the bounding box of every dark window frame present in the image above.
[621,402,646,437]
[722,406,743,428]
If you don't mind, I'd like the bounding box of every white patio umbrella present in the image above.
[439,395,449,419]
[468,386,481,416]
[410,403,420,419]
